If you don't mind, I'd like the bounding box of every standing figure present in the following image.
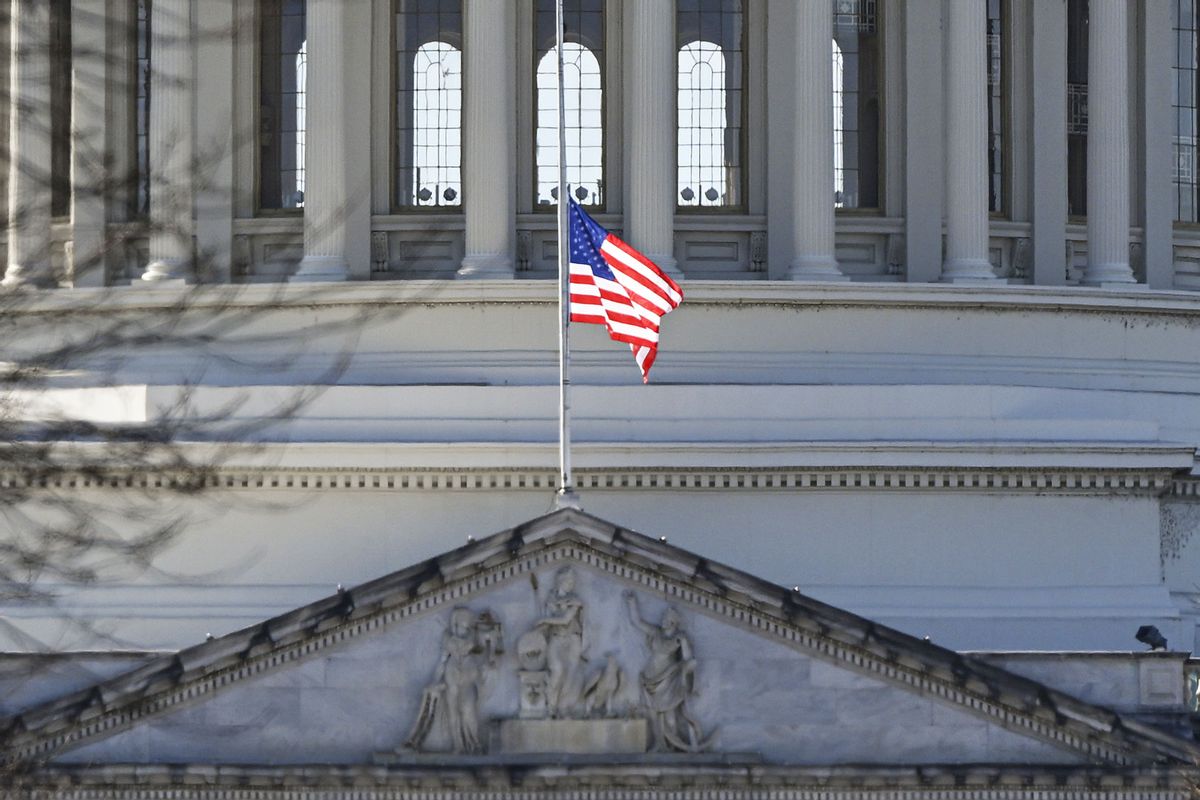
[536,566,586,717]
[405,607,498,754]
[623,590,711,752]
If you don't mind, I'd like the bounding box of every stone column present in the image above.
[903,0,944,282]
[4,0,54,288]
[624,0,680,279]
[194,0,236,283]
[141,0,195,282]
[1141,0,1173,289]
[1083,0,1134,285]
[787,0,846,281]
[70,0,109,287]
[941,0,997,282]
[1030,0,1068,286]
[457,0,514,278]
[292,0,349,282]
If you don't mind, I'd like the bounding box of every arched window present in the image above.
[535,0,605,208]
[294,40,306,205]
[134,0,151,217]
[677,41,730,207]
[50,1,72,218]
[677,1,744,209]
[1066,0,1088,217]
[259,0,306,211]
[1173,0,1198,222]
[832,0,881,210]
[832,38,845,206]
[408,42,461,206]
[394,1,463,209]
[987,0,1006,214]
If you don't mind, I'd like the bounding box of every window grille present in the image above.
[50,2,72,218]
[987,33,1001,86]
[134,0,151,217]
[259,0,306,211]
[1066,0,1087,217]
[832,0,876,33]
[1066,83,1089,137]
[534,0,605,209]
[1176,139,1197,183]
[1173,0,1199,222]
[677,0,745,209]
[987,0,1004,214]
[832,0,881,210]
[833,40,844,206]
[394,0,462,209]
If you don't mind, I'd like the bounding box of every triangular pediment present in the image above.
[4,510,1197,776]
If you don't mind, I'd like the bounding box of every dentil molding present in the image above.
[0,466,1181,495]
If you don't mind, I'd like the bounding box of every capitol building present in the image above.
[5,0,1200,796]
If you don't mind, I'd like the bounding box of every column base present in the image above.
[1082,280,1147,290]
[647,254,683,281]
[142,258,194,284]
[139,277,192,287]
[941,258,1000,283]
[2,264,57,289]
[457,254,515,279]
[1080,263,1137,287]
[291,255,350,283]
[786,256,848,282]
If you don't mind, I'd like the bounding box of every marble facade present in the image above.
[4,510,1197,797]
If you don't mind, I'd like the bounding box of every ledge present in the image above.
[9,279,1200,318]
[5,439,1191,495]
[18,762,1198,792]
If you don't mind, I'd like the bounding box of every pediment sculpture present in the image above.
[7,509,1199,775]
[403,607,503,754]
[399,566,714,756]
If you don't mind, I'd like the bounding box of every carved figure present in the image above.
[581,652,625,718]
[404,607,500,754]
[535,566,586,717]
[623,590,712,752]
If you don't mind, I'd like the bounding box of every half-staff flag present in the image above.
[567,199,683,383]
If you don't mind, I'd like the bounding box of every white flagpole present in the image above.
[555,0,579,509]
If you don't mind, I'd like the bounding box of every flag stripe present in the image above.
[601,237,683,304]
[566,199,682,382]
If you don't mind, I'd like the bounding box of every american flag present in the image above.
[567,200,683,383]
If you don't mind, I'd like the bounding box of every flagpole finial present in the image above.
[554,487,582,511]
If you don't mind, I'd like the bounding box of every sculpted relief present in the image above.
[624,591,712,753]
[398,567,714,757]
[403,608,503,754]
[529,566,586,718]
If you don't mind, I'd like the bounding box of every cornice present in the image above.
[13,764,1198,797]
[1167,479,1200,498]
[11,280,1200,319]
[2,465,1179,496]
